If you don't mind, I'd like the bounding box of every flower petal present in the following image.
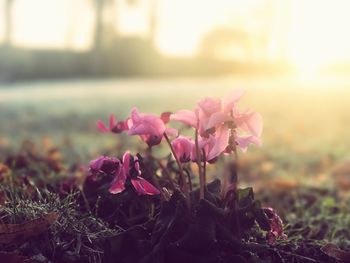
[223,89,245,113]
[198,97,221,115]
[131,177,160,195]
[171,136,194,163]
[160,112,172,124]
[236,111,263,137]
[97,120,109,133]
[170,110,198,127]
[122,151,131,175]
[204,112,232,131]
[206,126,230,161]
[128,108,166,145]
[109,114,117,130]
[235,135,261,152]
[109,171,127,194]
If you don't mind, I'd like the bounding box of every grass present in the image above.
[0,184,119,263]
[0,76,350,261]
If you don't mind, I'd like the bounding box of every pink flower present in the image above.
[235,135,261,152]
[197,90,262,137]
[170,92,242,136]
[170,109,198,128]
[171,136,194,163]
[263,207,287,245]
[109,151,160,195]
[192,126,230,162]
[171,90,263,152]
[234,110,263,138]
[97,114,129,133]
[89,156,121,180]
[160,112,172,124]
[197,97,231,136]
[128,107,177,147]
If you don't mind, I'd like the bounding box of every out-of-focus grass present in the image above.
[1,75,350,188]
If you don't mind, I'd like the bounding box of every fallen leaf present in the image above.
[0,212,58,244]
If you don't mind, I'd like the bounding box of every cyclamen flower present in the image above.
[109,151,160,195]
[89,156,121,180]
[171,136,194,163]
[192,126,230,162]
[128,107,177,147]
[235,134,261,152]
[263,207,287,245]
[171,90,245,136]
[171,90,263,154]
[97,114,129,133]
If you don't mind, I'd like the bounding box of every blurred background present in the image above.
[1,0,350,189]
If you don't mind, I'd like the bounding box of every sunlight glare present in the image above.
[288,0,350,76]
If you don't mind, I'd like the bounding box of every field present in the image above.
[1,75,350,185]
[1,75,350,262]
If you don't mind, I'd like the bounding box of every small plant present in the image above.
[86,90,287,262]
[0,90,346,263]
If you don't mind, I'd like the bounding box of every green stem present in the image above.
[195,129,204,199]
[231,128,241,238]
[202,149,207,188]
[163,133,190,208]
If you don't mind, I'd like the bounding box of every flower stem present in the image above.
[202,149,207,188]
[195,129,204,199]
[230,128,241,239]
[157,160,176,190]
[163,133,191,208]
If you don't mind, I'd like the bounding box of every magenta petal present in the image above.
[206,126,230,161]
[205,112,232,131]
[89,156,105,171]
[160,112,172,124]
[171,136,194,163]
[128,123,154,135]
[131,177,160,195]
[235,135,261,152]
[244,111,263,137]
[236,111,263,137]
[130,107,141,122]
[109,171,127,194]
[97,120,109,133]
[126,118,133,129]
[170,110,198,128]
[223,89,245,113]
[198,97,221,115]
[109,114,117,130]
[121,151,131,174]
[128,108,166,143]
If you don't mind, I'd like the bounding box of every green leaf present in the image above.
[237,187,254,201]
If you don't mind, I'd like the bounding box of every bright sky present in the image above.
[1,0,350,70]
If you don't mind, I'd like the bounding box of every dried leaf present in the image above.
[0,212,58,244]
[321,243,350,263]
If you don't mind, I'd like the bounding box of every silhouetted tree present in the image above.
[91,0,117,52]
[92,0,105,52]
